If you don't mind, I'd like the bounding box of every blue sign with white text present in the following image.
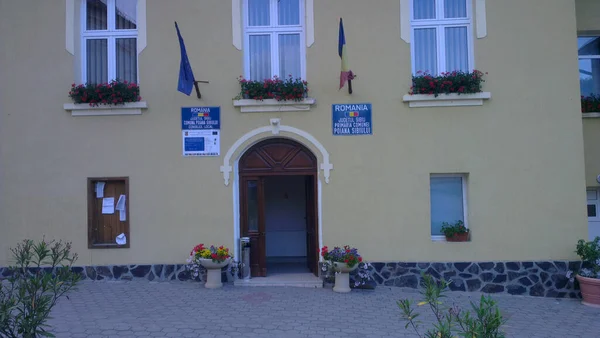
[181,107,220,130]
[181,107,221,157]
[332,103,372,136]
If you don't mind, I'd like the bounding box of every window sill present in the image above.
[431,236,471,242]
[64,102,148,116]
[233,98,316,113]
[403,92,492,108]
[583,113,600,118]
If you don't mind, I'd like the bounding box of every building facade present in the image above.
[0,0,598,297]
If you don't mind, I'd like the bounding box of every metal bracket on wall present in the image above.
[193,80,210,99]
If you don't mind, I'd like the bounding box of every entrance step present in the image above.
[234,273,323,288]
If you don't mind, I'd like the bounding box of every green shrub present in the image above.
[0,239,81,338]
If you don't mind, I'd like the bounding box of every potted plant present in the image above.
[441,220,470,242]
[321,245,362,293]
[187,244,232,289]
[236,75,308,101]
[407,70,486,97]
[69,80,141,106]
[569,237,600,307]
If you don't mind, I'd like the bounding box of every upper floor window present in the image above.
[411,0,473,75]
[579,37,600,98]
[82,0,138,84]
[243,0,305,81]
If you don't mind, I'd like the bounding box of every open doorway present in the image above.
[264,176,309,275]
[239,138,319,277]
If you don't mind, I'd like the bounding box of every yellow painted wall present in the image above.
[576,0,600,33]
[576,0,600,188]
[0,0,588,266]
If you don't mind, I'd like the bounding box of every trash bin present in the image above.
[240,237,251,280]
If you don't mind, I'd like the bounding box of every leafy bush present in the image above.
[236,75,308,101]
[409,70,486,97]
[440,220,469,238]
[69,80,141,106]
[397,274,507,338]
[0,239,80,338]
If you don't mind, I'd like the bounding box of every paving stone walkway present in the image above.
[47,280,600,338]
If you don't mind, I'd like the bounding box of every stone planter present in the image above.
[198,258,230,289]
[332,262,358,293]
[576,274,600,307]
[446,232,469,242]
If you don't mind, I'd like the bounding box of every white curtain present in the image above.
[86,0,107,30]
[444,0,466,18]
[115,0,137,29]
[413,0,435,20]
[86,39,108,84]
[279,34,300,79]
[116,38,137,83]
[278,0,299,25]
[249,35,271,81]
[248,0,270,26]
[430,177,464,236]
[414,28,437,75]
[445,27,468,72]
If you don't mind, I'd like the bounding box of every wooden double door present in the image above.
[239,138,319,277]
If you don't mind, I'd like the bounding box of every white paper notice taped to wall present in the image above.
[95,182,105,198]
[102,197,114,214]
[116,233,127,245]
[116,195,126,221]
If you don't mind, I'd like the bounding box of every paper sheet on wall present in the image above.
[95,182,105,198]
[102,197,114,214]
[116,233,127,245]
[116,195,126,221]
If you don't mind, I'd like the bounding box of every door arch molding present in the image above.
[220,118,333,186]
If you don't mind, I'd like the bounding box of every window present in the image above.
[243,0,305,81]
[82,0,138,84]
[588,189,599,219]
[410,0,473,75]
[578,37,600,98]
[88,177,129,248]
[430,174,467,238]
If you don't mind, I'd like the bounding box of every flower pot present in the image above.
[445,232,469,242]
[576,274,600,307]
[198,258,230,289]
[332,262,358,293]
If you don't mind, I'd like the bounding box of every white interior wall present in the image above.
[264,176,306,257]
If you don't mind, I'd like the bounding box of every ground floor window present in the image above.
[430,174,468,239]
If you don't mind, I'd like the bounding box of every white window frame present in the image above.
[578,35,600,97]
[588,188,600,221]
[243,0,306,80]
[410,0,474,75]
[80,0,139,84]
[430,173,468,241]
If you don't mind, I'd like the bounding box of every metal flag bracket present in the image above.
[193,80,209,99]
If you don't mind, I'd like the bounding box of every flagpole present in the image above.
[348,79,352,94]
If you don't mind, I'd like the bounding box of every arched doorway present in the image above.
[239,138,319,277]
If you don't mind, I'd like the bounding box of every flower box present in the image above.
[63,102,148,116]
[403,92,491,108]
[233,98,316,113]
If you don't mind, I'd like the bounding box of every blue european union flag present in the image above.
[175,22,196,96]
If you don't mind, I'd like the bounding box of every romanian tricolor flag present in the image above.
[338,18,350,90]
[346,111,359,117]
[197,113,209,117]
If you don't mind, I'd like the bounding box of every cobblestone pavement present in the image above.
[47,280,600,338]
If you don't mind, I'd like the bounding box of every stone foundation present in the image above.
[0,260,582,298]
[369,261,581,298]
[0,264,231,283]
